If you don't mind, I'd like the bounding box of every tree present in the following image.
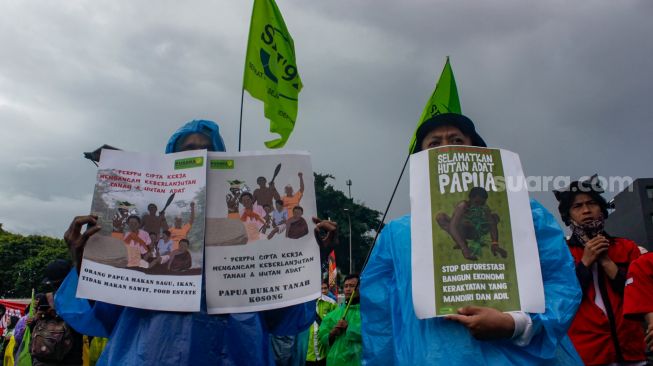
[314,173,381,275]
[0,227,70,298]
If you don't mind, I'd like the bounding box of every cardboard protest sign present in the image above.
[410,146,544,318]
[77,149,206,311]
[204,151,321,314]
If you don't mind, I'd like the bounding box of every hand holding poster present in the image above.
[77,149,207,312]
[410,146,544,318]
[204,151,321,314]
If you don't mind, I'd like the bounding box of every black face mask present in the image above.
[570,218,605,244]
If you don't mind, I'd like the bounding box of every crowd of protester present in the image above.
[1,260,108,366]
[1,118,652,365]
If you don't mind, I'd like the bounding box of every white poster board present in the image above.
[204,151,321,314]
[410,146,545,318]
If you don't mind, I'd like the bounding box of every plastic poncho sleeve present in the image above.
[317,306,362,366]
[359,221,396,364]
[345,314,362,342]
[317,307,338,351]
[12,316,27,347]
[54,269,124,338]
[524,200,582,358]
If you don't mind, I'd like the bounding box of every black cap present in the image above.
[42,259,72,286]
[412,113,487,153]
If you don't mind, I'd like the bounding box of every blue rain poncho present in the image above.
[55,120,314,365]
[55,271,313,365]
[361,200,583,365]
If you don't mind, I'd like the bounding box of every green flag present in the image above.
[243,0,302,149]
[408,56,461,153]
[16,289,35,366]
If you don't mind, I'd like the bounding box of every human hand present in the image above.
[330,319,348,337]
[445,306,515,340]
[190,201,195,208]
[298,172,303,177]
[581,235,610,267]
[336,319,348,331]
[64,215,102,272]
[313,217,338,249]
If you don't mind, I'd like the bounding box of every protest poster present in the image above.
[77,149,207,312]
[204,151,321,314]
[410,146,545,318]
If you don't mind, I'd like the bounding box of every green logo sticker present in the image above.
[439,307,454,315]
[210,160,235,169]
[174,157,204,170]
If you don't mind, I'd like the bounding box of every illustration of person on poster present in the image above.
[204,151,321,314]
[141,203,168,239]
[239,192,266,241]
[226,180,244,219]
[282,172,304,216]
[436,186,508,261]
[253,174,281,209]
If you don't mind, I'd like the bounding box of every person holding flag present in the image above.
[318,274,362,366]
[360,58,583,365]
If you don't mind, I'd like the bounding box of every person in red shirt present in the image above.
[554,175,646,365]
[624,252,653,353]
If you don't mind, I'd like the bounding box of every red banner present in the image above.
[0,299,29,333]
[328,250,337,296]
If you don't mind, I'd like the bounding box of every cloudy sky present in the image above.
[1,0,651,238]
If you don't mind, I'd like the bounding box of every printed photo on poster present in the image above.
[77,149,207,312]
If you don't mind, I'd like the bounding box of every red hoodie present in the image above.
[567,236,646,365]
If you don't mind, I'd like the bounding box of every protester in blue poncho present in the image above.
[361,113,584,365]
[55,120,318,365]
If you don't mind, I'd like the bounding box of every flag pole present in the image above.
[361,153,410,271]
[331,153,408,320]
[238,88,245,152]
[239,0,256,153]
[340,153,404,321]
[342,287,357,319]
